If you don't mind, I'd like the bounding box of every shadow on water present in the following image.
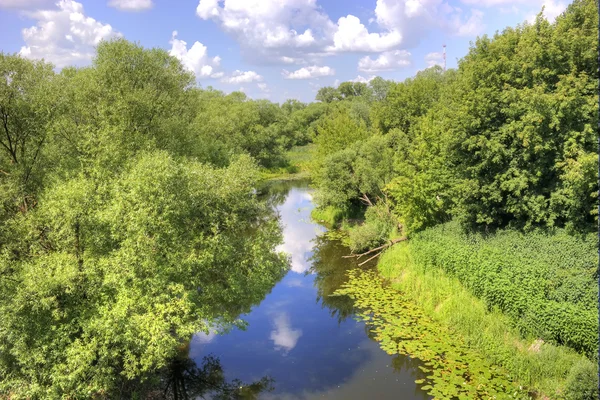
[133,179,429,399]
[119,343,275,399]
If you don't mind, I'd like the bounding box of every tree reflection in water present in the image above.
[309,233,379,324]
[122,344,274,400]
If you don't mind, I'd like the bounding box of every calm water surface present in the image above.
[188,180,429,399]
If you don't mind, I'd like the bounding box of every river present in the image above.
[185,179,429,399]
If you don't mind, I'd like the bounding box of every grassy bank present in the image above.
[377,226,598,399]
[260,144,316,181]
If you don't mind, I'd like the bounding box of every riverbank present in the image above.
[260,144,316,181]
[375,222,598,399]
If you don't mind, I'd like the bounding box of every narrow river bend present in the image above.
[187,179,429,399]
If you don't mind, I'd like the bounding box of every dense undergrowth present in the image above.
[409,221,598,358]
[376,238,598,399]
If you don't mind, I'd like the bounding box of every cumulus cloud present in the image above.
[108,0,153,11]
[221,70,263,84]
[275,187,324,273]
[526,0,567,23]
[196,0,335,63]
[327,15,402,52]
[282,65,334,80]
[168,31,221,79]
[280,56,305,64]
[424,51,444,67]
[270,312,302,353]
[195,0,489,64]
[358,50,411,72]
[18,0,120,68]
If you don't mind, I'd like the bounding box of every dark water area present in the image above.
[176,180,429,399]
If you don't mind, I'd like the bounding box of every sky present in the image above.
[0,0,572,103]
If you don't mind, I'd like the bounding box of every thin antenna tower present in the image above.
[443,44,447,72]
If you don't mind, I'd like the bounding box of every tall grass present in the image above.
[261,144,317,180]
[378,243,598,399]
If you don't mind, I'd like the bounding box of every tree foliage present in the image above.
[0,40,290,398]
[311,0,597,235]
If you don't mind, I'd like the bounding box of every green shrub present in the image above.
[311,205,346,226]
[378,242,598,398]
[409,220,598,358]
[563,360,599,400]
[347,204,397,252]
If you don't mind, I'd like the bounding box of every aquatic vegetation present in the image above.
[335,270,530,399]
[379,240,598,399]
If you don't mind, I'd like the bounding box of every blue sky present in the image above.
[0,0,571,103]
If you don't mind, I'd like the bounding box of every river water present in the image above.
[187,179,429,399]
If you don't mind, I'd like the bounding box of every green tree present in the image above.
[315,86,341,103]
[369,76,392,101]
[338,81,372,100]
[0,54,56,214]
[0,152,288,398]
[450,0,598,232]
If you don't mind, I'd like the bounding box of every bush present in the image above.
[410,220,598,357]
[347,204,397,252]
[564,360,599,400]
[378,242,598,398]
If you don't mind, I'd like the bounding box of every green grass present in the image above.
[310,205,346,227]
[287,143,316,169]
[378,242,598,399]
[260,144,316,181]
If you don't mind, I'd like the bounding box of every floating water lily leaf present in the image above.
[334,269,530,399]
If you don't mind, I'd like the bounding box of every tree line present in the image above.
[309,0,597,251]
[0,39,323,397]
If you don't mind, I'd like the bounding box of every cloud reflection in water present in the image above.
[276,188,325,274]
[270,312,303,354]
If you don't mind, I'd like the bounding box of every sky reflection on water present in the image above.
[189,180,429,399]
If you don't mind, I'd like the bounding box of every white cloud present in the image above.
[282,65,334,80]
[351,75,376,83]
[451,9,485,37]
[425,51,444,67]
[270,312,302,353]
[195,0,489,65]
[328,15,402,52]
[285,278,304,287]
[275,188,325,273]
[221,70,263,84]
[18,0,120,68]
[358,50,411,72]
[280,56,303,64]
[526,0,567,23]
[196,0,335,63]
[257,82,269,92]
[193,330,217,344]
[168,31,221,79]
[374,0,486,44]
[108,0,153,11]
